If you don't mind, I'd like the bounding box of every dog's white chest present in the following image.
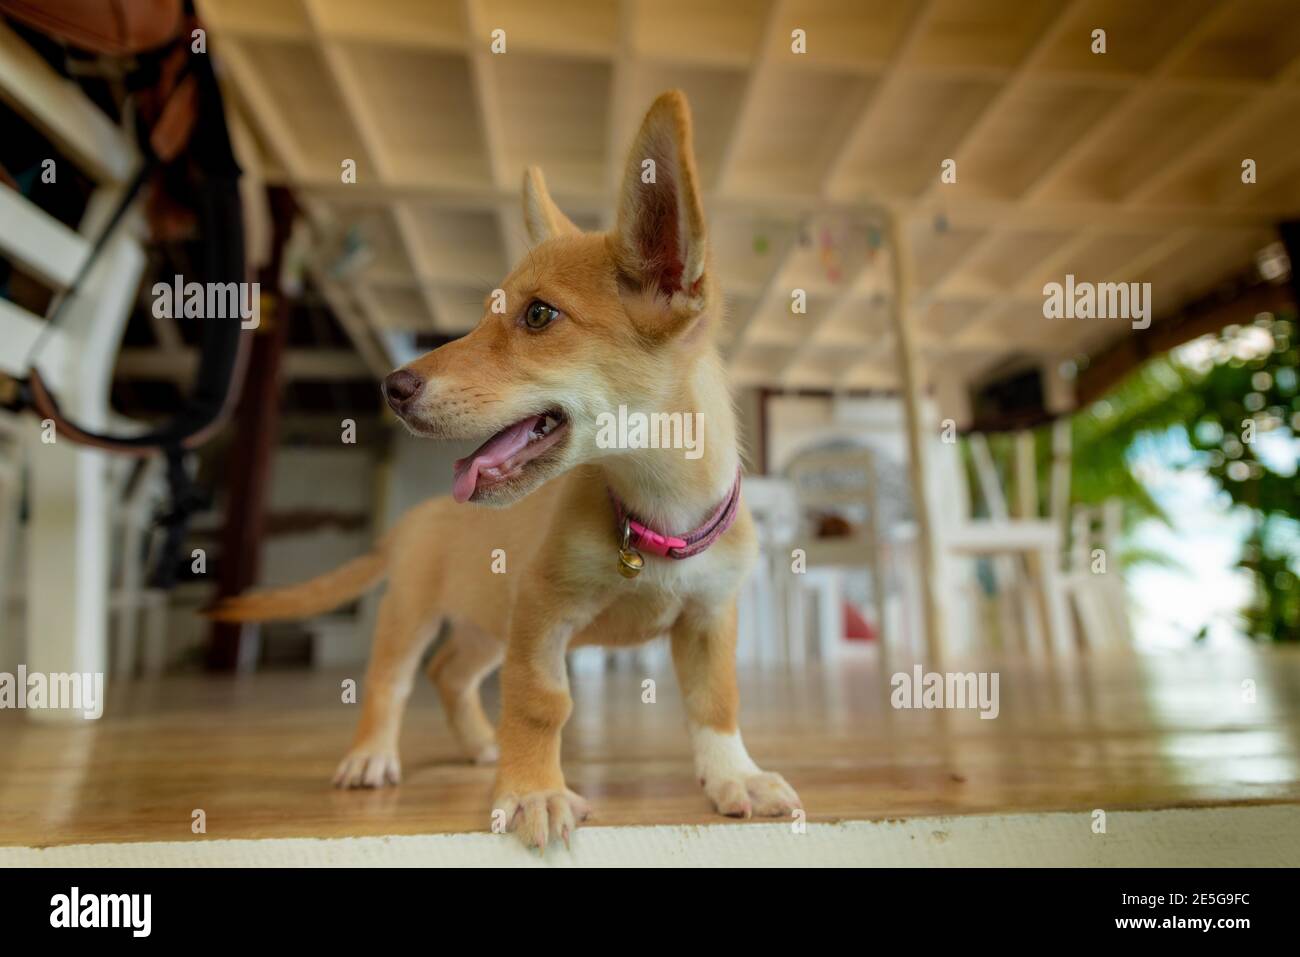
[630,544,748,603]
[576,544,750,647]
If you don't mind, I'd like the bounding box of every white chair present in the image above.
[1063,501,1132,651]
[738,475,801,665]
[922,430,1075,660]
[785,448,889,663]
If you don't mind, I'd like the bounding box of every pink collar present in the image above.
[608,467,743,561]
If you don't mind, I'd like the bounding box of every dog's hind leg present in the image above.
[333,593,441,789]
[427,618,504,765]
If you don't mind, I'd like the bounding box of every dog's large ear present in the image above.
[522,167,580,244]
[613,90,707,310]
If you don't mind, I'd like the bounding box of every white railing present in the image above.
[0,21,143,716]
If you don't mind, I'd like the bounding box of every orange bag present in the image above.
[0,0,182,55]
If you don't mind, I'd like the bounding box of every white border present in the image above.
[2,806,1297,867]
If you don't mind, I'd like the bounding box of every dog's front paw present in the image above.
[492,787,591,849]
[332,746,401,789]
[704,770,801,819]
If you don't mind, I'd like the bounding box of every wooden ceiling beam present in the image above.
[461,0,527,297]
[823,0,937,197]
[281,175,1293,231]
[302,0,442,337]
[915,0,1088,209]
[1020,0,1239,205]
[211,36,309,179]
[604,0,634,201]
[929,0,1240,305]
[713,0,785,195]
[200,0,1300,394]
[1127,53,1300,205]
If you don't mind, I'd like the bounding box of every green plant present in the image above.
[1068,312,1299,640]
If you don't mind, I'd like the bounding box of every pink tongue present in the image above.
[451,415,543,503]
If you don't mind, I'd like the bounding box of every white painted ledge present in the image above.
[2,806,1297,867]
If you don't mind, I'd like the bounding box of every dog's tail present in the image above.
[203,541,389,623]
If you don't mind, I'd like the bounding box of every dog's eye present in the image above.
[523,300,560,330]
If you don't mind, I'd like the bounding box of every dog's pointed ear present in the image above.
[613,90,707,309]
[522,167,579,245]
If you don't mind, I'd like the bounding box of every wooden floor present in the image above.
[3,645,1300,847]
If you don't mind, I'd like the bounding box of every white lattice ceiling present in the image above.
[199,0,1300,392]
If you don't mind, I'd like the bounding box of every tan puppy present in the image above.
[209,91,801,848]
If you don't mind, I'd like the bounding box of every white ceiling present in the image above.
[200,0,1300,391]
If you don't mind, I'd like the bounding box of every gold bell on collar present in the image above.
[618,520,644,578]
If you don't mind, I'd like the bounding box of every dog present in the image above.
[208,91,802,848]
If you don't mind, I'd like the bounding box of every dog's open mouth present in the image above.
[451,409,570,503]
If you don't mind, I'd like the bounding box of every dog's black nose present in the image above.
[383,369,423,411]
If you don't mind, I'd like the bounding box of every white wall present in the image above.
[159,445,384,670]
[767,394,910,473]
[260,446,378,588]
[382,429,476,526]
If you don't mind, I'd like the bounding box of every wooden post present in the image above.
[1048,417,1072,533]
[1015,428,1050,654]
[207,188,296,671]
[886,210,943,664]
[1014,430,1037,520]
